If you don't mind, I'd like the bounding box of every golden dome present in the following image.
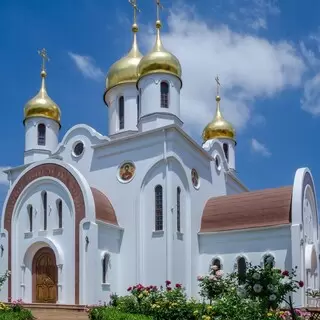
[137,20,182,83]
[24,70,61,126]
[105,23,143,93]
[202,95,236,142]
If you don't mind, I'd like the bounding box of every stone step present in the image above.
[31,309,88,320]
[22,304,89,320]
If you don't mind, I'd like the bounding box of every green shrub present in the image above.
[88,306,151,320]
[0,309,34,320]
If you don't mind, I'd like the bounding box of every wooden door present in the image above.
[32,247,58,303]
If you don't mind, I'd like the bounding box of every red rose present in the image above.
[299,281,304,288]
[175,283,182,288]
[282,271,289,276]
[165,280,171,286]
[167,286,172,291]
[127,286,132,291]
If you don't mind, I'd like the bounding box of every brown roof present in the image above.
[200,186,292,232]
[91,187,118,226]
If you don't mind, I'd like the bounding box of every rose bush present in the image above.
[88,263,310,320]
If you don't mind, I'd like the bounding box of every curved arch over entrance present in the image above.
[32,247,58,303]
[3,163,85,304]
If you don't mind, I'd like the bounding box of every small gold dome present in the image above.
[105,25,143,93]
[24,70,61,126]
[137,21,182,83]
[202,96,236,142]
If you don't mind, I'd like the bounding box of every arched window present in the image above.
[177,187,181,232]
[263,254,275,268]
[38,124,46,146]
[155,185,163,231]
[57,199,63,229]
[28,205,33,232]
[237,257,247,283]
[137,95,140,123]
[160,81,169,108]
[102,253,110,284]
[119,96,125,130]
[212,258,222,270]
[42,192,47,231]
[223,143,229,162]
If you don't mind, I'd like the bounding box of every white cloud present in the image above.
[251,139,271,157]
[229,0,280,30]
[68,52,104,81]
[301,73,320,115]
[140,7,305,137]
[0,167,9,186]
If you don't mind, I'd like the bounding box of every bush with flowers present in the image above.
[0,299,34,320]
[88,263,311,320]
[0,272,34,320]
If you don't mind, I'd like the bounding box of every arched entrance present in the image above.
[32,247,58,303]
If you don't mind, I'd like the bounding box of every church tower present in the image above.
[23,48,61,165]
[103,0,143,138]
[136,0,183,132]
[202,76,236,171]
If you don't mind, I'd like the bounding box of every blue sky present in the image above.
[0,0,320,206]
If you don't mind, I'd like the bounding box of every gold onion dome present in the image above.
[24,49,61,126]
[137,19,182,83]
[105,23,143,92]
[202,95,236,142]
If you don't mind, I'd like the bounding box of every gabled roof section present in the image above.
[200,186,292,233]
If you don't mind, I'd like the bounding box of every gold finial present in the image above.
[201,75,235,142]
[214,75,222,116]
[38,48,49,78]
[215,75,220,97]
[155,0,163,29]
[129,0,141,32]
[24,48,61,126]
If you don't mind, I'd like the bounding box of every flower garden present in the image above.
[0,271,34,320]
[88,263,313,320]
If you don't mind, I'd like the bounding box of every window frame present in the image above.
[37,123,46,146]
[160,81,169,108]
[57,199,63,229]
[119,96,125,130]
[223,143,229,162]
[155,185,163,231]
[42,191,47,231]
[102,253,110,284]
[28,205,33,232]
[177,187,181,232]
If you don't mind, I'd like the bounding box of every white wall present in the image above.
[199,226,292,284]
[96,222,121,302]
[24,117,59,164]
[105,84,139,136]
[12,179,75,304]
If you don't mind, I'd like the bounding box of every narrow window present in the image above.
[177,187,181,232]
[57,199,63,229]
[263,254,275,268]
[212,258,221,271]
[160,82,169,108]
[42,192,47,231]
[119,96,124,130]
[137,95,140,123]
[28,205,33,232]
[38,124,46,146]
[102,253,110,284]
[223,143,229,162]
[155,185,163,231]
[237,257,247,284]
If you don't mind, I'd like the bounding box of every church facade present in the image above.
[0,2,319,308]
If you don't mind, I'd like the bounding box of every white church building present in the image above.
[0,1,319,308]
